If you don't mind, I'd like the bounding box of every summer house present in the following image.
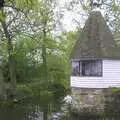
[70,11,120,88]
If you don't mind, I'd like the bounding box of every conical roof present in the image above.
[70,11,120,60]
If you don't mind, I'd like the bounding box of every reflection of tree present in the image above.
[0,96,62,120]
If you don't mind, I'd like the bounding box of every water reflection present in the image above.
[0,95,120,120]
[0,97,62,120]
[0,101,43,120]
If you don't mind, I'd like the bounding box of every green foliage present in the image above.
[0,41,8,60]
[0,11,6,22]
[14,36,41,83]
[9,30,75,89]
[0,0,78,99]
[15,0,38,10]
[47,55,69,87]
[16,82,67,99]
[13,30,78,90]
[59,30,79,55]
[13,35,71,89]
[111,87,120,94]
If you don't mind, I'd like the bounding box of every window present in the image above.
[71,60,102,77]
[82,60,102,76]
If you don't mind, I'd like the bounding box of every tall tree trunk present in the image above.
[42,28,48,84]
[0,67,5,100]
[1,9,16,99]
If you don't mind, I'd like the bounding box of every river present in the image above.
[0,94,120,120]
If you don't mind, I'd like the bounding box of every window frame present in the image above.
[81,60,103,77]
[71,60,103,77]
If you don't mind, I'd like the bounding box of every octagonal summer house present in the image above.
[70,11,120,88]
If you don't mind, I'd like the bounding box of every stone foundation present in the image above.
[71,87,106,115]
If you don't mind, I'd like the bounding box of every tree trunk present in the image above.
[8,55,16,97]
[42,28,48,84]
[0,9,16,99]
[0,67,5,100]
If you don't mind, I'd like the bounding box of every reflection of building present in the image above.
[70,11,120,88]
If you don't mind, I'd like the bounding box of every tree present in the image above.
[0,0,38,99]
[27,0,58,84]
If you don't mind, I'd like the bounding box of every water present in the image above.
[0,97,62,120]
[0,95,120,120]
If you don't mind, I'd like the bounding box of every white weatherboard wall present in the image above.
[71,60,120,88]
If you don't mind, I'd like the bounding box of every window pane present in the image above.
[82,60,102,76]
[72,61,80,76]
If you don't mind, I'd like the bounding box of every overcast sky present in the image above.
[58,0,105,31]
[58,0,87,31]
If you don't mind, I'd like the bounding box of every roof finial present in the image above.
[90,0,102,11]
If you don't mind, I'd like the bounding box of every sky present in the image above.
[58,0,87,31]
[58,0,105,31]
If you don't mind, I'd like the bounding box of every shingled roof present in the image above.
[70,11,120,60]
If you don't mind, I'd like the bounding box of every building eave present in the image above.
[70,57,120,62]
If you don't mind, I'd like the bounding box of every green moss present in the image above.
[110,87,120,94]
